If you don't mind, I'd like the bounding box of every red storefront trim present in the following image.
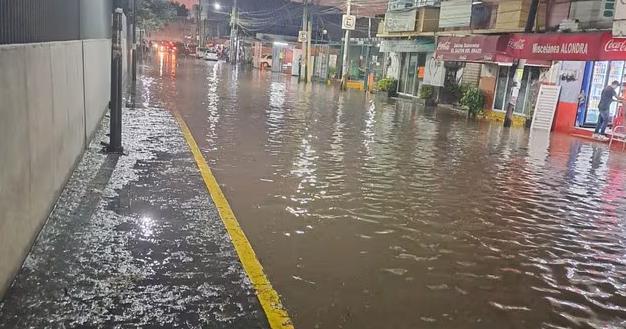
[434,35,509,62]
[506,32,626,61]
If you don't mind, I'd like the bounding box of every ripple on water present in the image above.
[148,61,626,328]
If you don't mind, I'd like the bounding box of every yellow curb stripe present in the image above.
[174,112,294,329]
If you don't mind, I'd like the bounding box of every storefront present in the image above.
[505,32,626,130]
[381,38,435,97]
[580,59,626,126]
[435,35,514,110]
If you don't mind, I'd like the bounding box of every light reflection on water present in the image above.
[143,58,626,329]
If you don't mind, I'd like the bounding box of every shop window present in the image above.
[493,66,510,111]
[584,61,626,126]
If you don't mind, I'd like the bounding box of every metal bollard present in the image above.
[108,8,124,153]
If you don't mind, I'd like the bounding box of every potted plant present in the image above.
[376,78,398,97]
[328,67,337,80]
[460,86,485,119]
[419,85,436,106]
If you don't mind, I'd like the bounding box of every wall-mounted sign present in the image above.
[384,9,417,32]
[439,0,472,28]
[435,35,507,62]
[380,39,435,53]
[506,32,626,61]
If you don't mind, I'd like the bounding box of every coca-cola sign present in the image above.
[507,39,525,50]
[604,39,626,53]
[600,34,626,60]
[437,41,451,51]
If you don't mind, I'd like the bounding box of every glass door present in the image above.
[405,53,418,95]
[607,61,624,117]
[514,67,541,116]
[398,53,407,93]
[399,53,418,96]
[584,61,626,126]
[493,66,510,111]
[585,61,610,125]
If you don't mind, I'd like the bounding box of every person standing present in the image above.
[594,81,624,140]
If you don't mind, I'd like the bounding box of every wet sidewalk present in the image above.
[0,108,269,328]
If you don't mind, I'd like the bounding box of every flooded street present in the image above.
[148,55,626,328]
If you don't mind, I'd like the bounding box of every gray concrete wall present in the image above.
[0,39,111,297]
[80,0,113,39]
[83,39,112,140]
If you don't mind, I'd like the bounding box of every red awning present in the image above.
[435,35,509,63]
[506,32,626,61]
[436,32,626,63]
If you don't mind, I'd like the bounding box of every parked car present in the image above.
[260,54,272,68]
[196,48,208,59]
[204,49,219,61]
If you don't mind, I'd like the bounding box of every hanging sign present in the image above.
[531,85,562,131]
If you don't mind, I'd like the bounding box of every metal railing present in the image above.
[0,0,80,45]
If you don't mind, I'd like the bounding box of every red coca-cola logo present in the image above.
[437,41,451,51]
[604,39,626,52]
[508,39,526,50]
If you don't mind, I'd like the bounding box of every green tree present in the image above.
[171,2,189,17]
[137,0,177,31]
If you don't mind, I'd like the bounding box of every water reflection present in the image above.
[145,58,626,329]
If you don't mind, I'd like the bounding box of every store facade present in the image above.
[381,38,435,97]
[504,32,626,132]
[434,35,529,113]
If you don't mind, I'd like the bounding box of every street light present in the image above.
[214,2,221,11]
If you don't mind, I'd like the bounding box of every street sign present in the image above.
[342,14,356,30]
[298,31,308,42]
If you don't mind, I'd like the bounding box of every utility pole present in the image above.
[363,16,372,91]
[340,0,352,90]
[504,0,539,127]
[229,0,238,64]
[197,0,202,47]
[307,18,312,82]
[109,8,124,154]
[301,0,309,82]
[131,0,137,84]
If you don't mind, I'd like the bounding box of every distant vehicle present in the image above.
[196,48,210,59]
[260,54,272,68]
[156,41,177,53]
[204,49,219,61]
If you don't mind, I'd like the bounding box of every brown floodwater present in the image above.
[145,54,626,329]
